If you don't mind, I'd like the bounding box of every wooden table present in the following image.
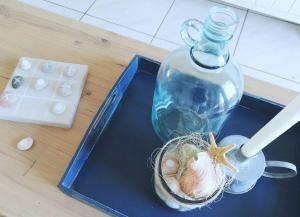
[0,1,297,216]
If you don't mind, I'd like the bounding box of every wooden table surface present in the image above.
[0,1,297,217]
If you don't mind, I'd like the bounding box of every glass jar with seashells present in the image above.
[153,133,235,211]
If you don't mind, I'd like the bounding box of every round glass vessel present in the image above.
[154,135,225,211]
[152,6,244,141]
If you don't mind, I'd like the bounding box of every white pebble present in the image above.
[19,58,32,70]
[0,92,18,107]
[41,62,56,73]
[17,137,33,151]
[64,66,77,77]
[58,82,72,97]
[34,78,48,90]
[165,159,175,168]
[52,102,66,115]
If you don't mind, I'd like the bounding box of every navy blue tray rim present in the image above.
[58,55,284,217]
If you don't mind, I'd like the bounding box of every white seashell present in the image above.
[165,177,181,194]
[64,65,77,77]
[179,152,222,199]
[52,102,66,115]
[58,82,72,97]
[0,92,19,107]
[41,62,56,73]
[17,137,34,151]
[162,154,179,176]
[34,78,48,90]
[19,58,32,70]
[166,159,175,168]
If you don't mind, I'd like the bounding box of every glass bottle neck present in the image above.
[190,35,230,72]
[188,5,239,72]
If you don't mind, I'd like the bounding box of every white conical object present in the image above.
[64,65,77,77]
[58,82,72,97]
[34,78,48,90]
[19,58,32,70]
[52,102,67,115]
[17,137,34,151]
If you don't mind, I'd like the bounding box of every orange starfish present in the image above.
[208,133,237,172]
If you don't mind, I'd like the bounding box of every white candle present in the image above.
[241,95,300,158]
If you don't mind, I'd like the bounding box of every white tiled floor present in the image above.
[18,0,300,92]
[87,0,174,35]
[45,0,95,12]
[81,15,153,43]
[19,0,83,19]
[235,12,300,83]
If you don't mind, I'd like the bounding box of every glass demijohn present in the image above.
[152,6,244,142]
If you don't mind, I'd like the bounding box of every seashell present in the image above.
[19,58,32,70]
[52,102,66,115]
[64,65,77,77]
[17,137,34,151]
[179,143,200,167]
[11,75,24,89]
[179,152,222,199]
[0,92,19,107]
[58,82,72,97]
[34,78,48,90]
[165,177,181,195]
[161,153,179,176]
[41,62,57,73]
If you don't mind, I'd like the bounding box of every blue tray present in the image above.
[59,56,299,217]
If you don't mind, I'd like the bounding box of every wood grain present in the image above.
[0,1,297,216]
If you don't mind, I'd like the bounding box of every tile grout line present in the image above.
[209,1,298,28]
[241,64,300,85]
[79,0,98,21]
[154,36,181,46]
[207,0,249,11]
[249,10,299,25]
[233,9,248,56]
[42,0,84,14]
[82,14,154,37]
[288,0,297,12]
[150,0,177,44]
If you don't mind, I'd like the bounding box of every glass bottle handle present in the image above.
[180,19,203,47]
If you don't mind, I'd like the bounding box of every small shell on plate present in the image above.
[52,102,67,115]
[64,65,77,77]
[12,75,24,89]
[57,82,72,97]
[34,78,48,90]
[41,62,57,73]
[19,58,31,70]
[17,137,34,151]
[0,92,19,107]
